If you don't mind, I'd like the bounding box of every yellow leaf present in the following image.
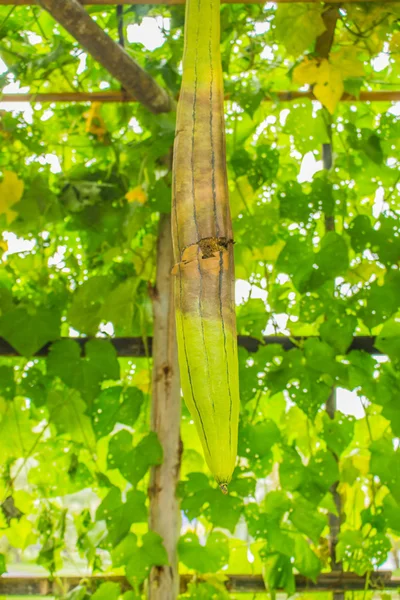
[293,56,321,85]
[125,186,147,205]
[253,240,285,261]
[83,102,107,141]
[390,31,400,53]
[293,58,343,114]
[330,47,365,78]
[131,369,151,393]
[351,454,370,476]
[230,176,255,218]
[202,574,229,591]
[0,240,8,253]
[314,63,343,114]
[0,171,24,224]
[347,261,386,285]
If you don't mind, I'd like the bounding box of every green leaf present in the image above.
[279,181,311,223]
[92,582,120,600]
[92,385,143,439]
[304,338,337,374]
[267,348,331,418]
[15,172,61,228]
[107,430,163,486]
[126,531,168,581]
[236,298,267,339]
[65,586,87,600]
[47,340,97,401]
[322,412,355,456]
[85,339,120,381]
[293,535,321,580]
[239,420,280,459]
[122,592,140,600]
[364,134,383,165]
[320,312,356,354]
[179,473,243,532]
[19,367,50,407]
[118,387,144,427]
[0,554,6,576]
[376,319,400,366]
[92,386,122,439]
[0,306,60,356]
[68,276,112,335]
[96,487,147,547]
[47,339,120,402]
[178,532,229,573]
[206,490,243,533]
[370,439,400,503]
[0,366,15,400]
[276,233,348,293]
[276,237,314,293]
[382,494,400,534]
[348,215,373,253]
[360,272,400,329]
[101,277,138,334]
[309,232,349,290]
[300,450,339,504]
[275,4,326,56]
[266,522,294,556]
[262,552,295,595]
[0,397,37,461]
[337,529,391,575]
[265,490,291,522]
[111,533,138,568]
[47,389,96,448]
[374,366,400,436]
[290,497,327,543]
[279,447,305,492]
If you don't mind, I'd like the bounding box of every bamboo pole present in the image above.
[1,90,399,104]
[31,0,173,114]
[0,572,396,596]
[0,336,383,357]
[148,214,181,600]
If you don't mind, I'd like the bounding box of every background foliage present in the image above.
[0,1,399,598]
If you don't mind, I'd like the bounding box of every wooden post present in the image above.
[148,214,181,600]
[315,7,343,590]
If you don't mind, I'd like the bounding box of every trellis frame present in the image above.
[0,571,398,596]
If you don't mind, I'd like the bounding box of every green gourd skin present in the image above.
[172,0,240,490]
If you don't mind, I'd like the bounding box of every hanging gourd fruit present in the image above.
[172,0,240,492]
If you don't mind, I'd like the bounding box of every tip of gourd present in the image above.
[220,483,228,495]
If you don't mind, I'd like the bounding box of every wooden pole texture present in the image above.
[0,572,396,596]
[1,90,399,104]
[148,214,181,600]
[34,0,173,114]
[316,8,343,585]
[0,0,397,5]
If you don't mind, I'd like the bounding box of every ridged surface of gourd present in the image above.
[172,0,240,488]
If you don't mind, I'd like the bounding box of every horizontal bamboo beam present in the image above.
[1,90,399,105]
[33,0,173,114]
[0,571,396,595]
[0,336,381,357]
[0,0,396,4]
